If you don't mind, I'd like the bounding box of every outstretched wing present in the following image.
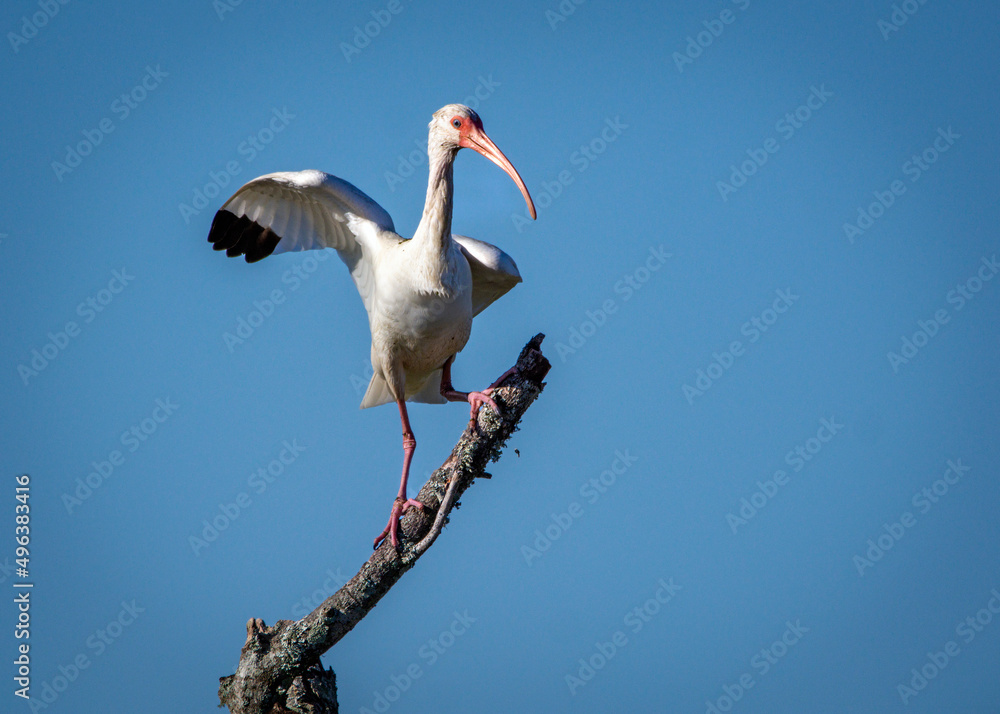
[451,234,522,316]
[206,170,397,310]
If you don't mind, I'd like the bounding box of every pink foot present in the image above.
[485,366,519,393]
[373,497,424,550]
[466,391,499,420]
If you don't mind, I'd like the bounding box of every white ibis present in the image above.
[207,104,536,549]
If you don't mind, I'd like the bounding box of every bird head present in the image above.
[430,104,536,220]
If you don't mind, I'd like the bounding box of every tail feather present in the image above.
[359,373,395,409]
[409,369,446,405]
[358,369,447,409]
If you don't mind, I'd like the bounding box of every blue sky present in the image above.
[2,1,999,712]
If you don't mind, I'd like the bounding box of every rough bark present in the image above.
[219,334,551,713]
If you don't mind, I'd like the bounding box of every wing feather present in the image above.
[451,234,522,316]
[206,170,397,311]
[208,170,394,256]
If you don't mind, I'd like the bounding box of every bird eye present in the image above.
[451,118,462,128]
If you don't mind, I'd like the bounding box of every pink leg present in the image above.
[373,400,424,550]
[485,365,519,393]
[439,356,502,420]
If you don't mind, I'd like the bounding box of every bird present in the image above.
[206,104,536,549]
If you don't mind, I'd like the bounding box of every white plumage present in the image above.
[207,104,536,548]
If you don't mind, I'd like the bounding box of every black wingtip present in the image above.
[207,210,281,263]
[207,210,237,244]
[245,227,281,263]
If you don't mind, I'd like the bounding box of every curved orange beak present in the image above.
[462,125,537,220]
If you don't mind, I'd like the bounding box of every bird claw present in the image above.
[373,497,424,550]
[467,391,499,420]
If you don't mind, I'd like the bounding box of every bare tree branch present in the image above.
[219,334,551,713]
